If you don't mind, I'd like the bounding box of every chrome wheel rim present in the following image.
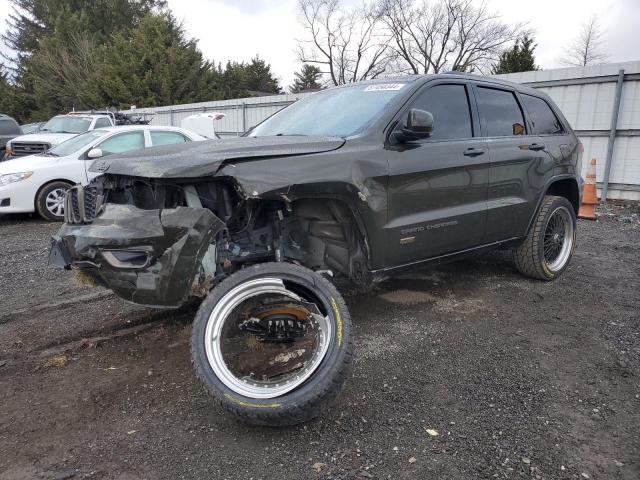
[45,188,67,217]
[204,278,331,399]
[543,206,574,272]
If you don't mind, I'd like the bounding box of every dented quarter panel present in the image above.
[57,204,224,307]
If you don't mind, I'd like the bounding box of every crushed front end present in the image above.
[49,174,273,308]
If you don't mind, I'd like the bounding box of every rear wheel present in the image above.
[35,181,72,221]
[191,262,353,426]
[513,195,576,280]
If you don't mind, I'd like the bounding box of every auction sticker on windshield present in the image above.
[364,83,405,92]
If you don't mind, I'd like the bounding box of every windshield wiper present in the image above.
[42,151,59,157]
[274,133,308,136]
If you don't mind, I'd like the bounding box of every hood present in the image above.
[89,135,346,178]
[8,132,78,146]
[0,154,57,174]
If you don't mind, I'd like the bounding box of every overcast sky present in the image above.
[1,0,639,88]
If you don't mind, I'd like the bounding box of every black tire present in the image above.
[513,195,577,280]
[35,181,72,221]
[191,262,353,426]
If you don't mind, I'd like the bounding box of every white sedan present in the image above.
[0,125,206,221]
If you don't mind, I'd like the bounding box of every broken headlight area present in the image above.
[53,199,225,308]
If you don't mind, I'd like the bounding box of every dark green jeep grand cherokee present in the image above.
[50,73,582,426]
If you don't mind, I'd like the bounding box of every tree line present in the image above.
[0,0,609,123]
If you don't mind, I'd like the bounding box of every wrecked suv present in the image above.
[50,74,582,426]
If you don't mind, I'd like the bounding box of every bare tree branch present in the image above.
[296,0,392,85]
[563,15,608,67]
[378,0,523,74]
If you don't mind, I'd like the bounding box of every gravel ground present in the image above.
[0,203,638,480]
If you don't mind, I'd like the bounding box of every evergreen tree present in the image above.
[290,64,322,92]
[492,35,538,74]
[90,13,222,109]
[244,56,281,94]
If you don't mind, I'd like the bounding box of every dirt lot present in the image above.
[1,203,639,480]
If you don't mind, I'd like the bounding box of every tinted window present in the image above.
[522,94,563,134]
[97,131,145,156]
[0,119,21,135]
[476,87,526,137]
[410,84,473,140]
[94,117,112,128]
[151,131,189,146]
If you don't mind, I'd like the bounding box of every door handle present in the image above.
[463,148,485,157]
[528,143,546,151]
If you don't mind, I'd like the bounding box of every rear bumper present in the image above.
[51,203,224,308]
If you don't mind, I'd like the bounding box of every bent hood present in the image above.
[89,135,345,179]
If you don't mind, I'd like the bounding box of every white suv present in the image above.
[0,125,205,220]
[4,113,115,158]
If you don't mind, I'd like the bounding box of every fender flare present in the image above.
[525,174,581,235]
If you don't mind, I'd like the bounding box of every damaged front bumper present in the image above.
[50,202,224,308]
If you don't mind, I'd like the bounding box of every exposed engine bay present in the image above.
[50,173,369,308]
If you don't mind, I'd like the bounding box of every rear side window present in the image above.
[410,84,473,140]
[94,117,112,128]
[0,119,21,135]
[476,87,526,137]
[150,131,189,146]
[521,94,564,135]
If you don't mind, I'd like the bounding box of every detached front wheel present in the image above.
[191,262,353,426]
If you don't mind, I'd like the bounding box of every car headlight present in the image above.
[0,172,33,186]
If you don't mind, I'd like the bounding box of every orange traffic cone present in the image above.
[578,158,598,220]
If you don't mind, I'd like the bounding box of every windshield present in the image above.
[48,130,109,157]
[42,116,92,134]
[249,82,408,138]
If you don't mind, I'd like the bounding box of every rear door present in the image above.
[472,84,551,243]
[386,81,489,266]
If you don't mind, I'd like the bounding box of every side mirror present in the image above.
[401,109,433,140]
[87,148,103,159]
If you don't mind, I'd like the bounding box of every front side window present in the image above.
[49,130,109,157]
[150,131,189,146]
[476,87,526,137]
[522,94,564,135]
[41,116,92,134]
[94,118,112,128]
[97,131,145,156]
[249,82,408,138]
[410,84,473,140]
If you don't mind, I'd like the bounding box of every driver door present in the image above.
[385,82,489,266]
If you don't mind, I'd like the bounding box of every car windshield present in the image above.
[41,116,92,134]
[249,82,409,138]
[48,130,109,157]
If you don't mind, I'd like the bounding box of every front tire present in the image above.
[191,262,353,426]
[513,195,576,280]
[35,181,72,221]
